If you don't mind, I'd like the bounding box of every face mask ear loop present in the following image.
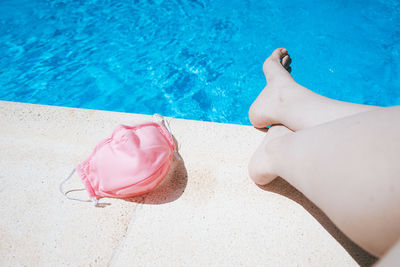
[60,168,99,206]
[153,114,182,161]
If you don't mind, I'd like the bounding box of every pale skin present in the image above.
[248,48,400,263]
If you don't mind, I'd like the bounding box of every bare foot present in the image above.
[248,125,293,185]
[249,48,379,131]
[249,48,298,129]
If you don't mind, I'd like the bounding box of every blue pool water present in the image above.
[1,0,399,125]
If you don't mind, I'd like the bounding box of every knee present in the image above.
[248,143,278,185]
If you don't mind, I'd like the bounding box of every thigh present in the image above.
[268,106,400,256]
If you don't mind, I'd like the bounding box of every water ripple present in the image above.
[0,0,399,124]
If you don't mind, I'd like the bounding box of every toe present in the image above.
[271,48,288,60]
[281,55,291,67]
[263,48,289,74]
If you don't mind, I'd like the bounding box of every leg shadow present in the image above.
[259,177,378,267]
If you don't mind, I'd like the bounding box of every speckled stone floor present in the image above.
[0,101,376,266]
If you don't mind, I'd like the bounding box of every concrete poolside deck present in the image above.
[0,101,376,266]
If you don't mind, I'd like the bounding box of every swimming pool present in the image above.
[1,0,399,125]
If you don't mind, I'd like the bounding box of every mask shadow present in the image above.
[125,131,188,205]
[125,122,188,205]
[125,156,188,205]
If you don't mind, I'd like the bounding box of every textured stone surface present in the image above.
[0,101,376,266]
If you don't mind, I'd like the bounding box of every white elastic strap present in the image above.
[153,114,182,161]
[153,113,173,134]
[59,168,98,206]
[173,149,182,161]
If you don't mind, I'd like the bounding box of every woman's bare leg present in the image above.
[249,48,381,130]
[376,238,400,266]
[249,107,400,257]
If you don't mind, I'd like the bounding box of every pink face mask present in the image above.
[60,115,179,206]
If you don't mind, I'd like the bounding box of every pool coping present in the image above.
[0,100,376,266]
